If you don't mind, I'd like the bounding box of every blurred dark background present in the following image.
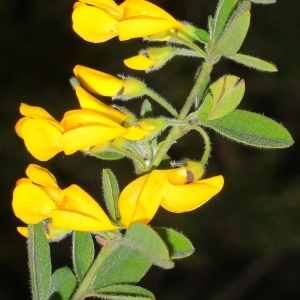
[1,0,300,299]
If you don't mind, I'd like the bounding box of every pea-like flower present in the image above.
[73,65,147,100]
[12,164,118,238]
[15,86,147,161]
[72,0,184,42]
[118,166,224,227]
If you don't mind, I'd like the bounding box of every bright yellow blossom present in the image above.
[73,65,147,99]
[72,0,184,42]
[118,166,224,227]
[12,164,118,236]
[16,87,147,160]
[117,0,184,41]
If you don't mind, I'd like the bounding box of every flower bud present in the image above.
[184,160,204,181]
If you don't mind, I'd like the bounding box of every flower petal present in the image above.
[79,0,123,18]
[161,175,224,212]
[20,119,63,161]
[25,164,58,188]
[72,4,119,42]
[119,170,169,227]
[122,126,148,140]
[52,210,118,231]
[74,65,124,96]
[52,184,118,231]
[124,55,153,70]
[75,86,126,124]
[12,183,57,224]
[61,125,127,154]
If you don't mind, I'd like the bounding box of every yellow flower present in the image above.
[73,65,147,99]
[117,0,184,41]
[118,166,224,227]
[72,0,122,43]
[15,103,64,161]
[16,87,147,160]
[72,0,184,42]
[12,164,118,236]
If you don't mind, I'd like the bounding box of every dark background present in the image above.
[1,0,300,299]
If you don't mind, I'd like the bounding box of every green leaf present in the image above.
[194,29,210,43]
[199,75,245,120]
[154,227,195,259]
[72,231,94,282]
[141,99,153,118]
[252,0,276,4]
[28,223,51,300]
[125,223,173,269]
[102,169,120,223]
[208,109,294,148]
[94,284,155,300]
[215,1,251,56]
[213,0,237,42]
[226,53,277,72]
[48,267,77,300]
[93,151,124,160]
[92,244,152,290]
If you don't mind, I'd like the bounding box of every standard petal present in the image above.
[124,55,153,70]
[79,0,123,18]
[12,183,57,224]
[61,125,127,154]
[119,170,169,227]
[75,86,126,124]
[19,103,64,132]
[74,65,124,96]
[72,5,119,42]
[161,175,224,212]
[25,164,58,188]
[20,119,63,161]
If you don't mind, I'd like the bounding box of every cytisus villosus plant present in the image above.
[12,0,293,299]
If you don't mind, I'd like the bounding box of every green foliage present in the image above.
[194,29,210,43]
[226,53,277,72]
[72,231,94,282]
[93,151,125,160]
[125,223,174,269]
[154,227,195,259]
[102,169,121,224]
[28,224,51,300]
[92,244,152,290]
[48,267,77,300]
[207,109,294,148]
[251,0,276,4]
[214,2,251,56]
[93,284,155,299]
[199,75,245,121]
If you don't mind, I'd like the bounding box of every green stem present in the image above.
[189,125,211,166]
[72,244,118,300]
[167,31,207,58]
[149,61,212,169]
[110,144,146,170]
[146,89,178,117]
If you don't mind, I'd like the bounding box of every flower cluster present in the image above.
[13,164,223,239]
[13,0,225,239]
[16,66,147,161]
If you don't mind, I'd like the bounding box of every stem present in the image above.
[167,31,207,58]
[189,125,211,166]
[110,144,146,170]
[149,61,212,169]
[72,244,118,300]
[146,89,178,117]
